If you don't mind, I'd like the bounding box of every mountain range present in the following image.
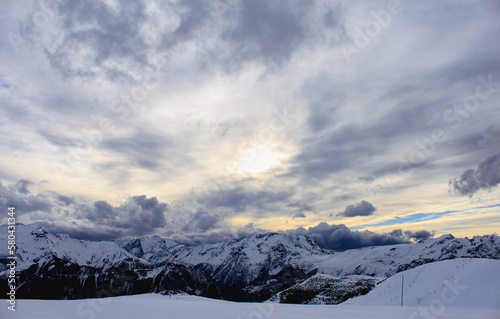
[1,224,499,302]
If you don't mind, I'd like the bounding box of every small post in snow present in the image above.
[401,275,404,307]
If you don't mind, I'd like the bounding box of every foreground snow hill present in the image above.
[345,258,500,309]
[1,294,499,319]
[2,259,499,318]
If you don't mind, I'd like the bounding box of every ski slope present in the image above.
[1,294,499,319]
[345,258,500,309]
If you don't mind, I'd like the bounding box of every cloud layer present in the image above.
[289,222,434,251]
[337,200,377,217]
[1,179,435,250]
[1,0,499,240]
[450,152,500,197]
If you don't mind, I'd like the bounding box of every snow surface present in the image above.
[345,258,500,309]
[2,257,499,318]
[1,294,499,319]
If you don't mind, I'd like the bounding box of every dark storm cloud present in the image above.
[289,222,411,251]
[388,229,403,238]
[117,196,166,232]
[3,180,438,247]
[91,200,115,220]
[405,230,435,241]
[337,200,376,218]
[161,217,268,246]
[389,229,435,241]
[35,221,125,242]
[0,179,168,240]
[0,180,53,214]
[168,221,426,249]
[450,152,500,197]
[111,195,168,230]
[200,185,295,213]
[41,195,168,241]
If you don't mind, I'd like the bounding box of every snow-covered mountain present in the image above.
[122,235,181,264]
[122,231,500,301]
[1,224,499,303]
[0,224,149,273]
[124,232,333,300]
[0,224,219,300]
[316,234,500,277]
[344,258,500,309]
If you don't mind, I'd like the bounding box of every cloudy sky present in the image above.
[1,0,499,246]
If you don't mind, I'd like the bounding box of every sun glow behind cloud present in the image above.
[234,145,281,174]
[0,0,499,243]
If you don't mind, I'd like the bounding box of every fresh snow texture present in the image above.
[345,258,500,309]
[1,294,499,319]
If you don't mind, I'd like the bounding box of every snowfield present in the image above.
[1,294,499,319]
[2,258,499,319]
[345,258,500,309]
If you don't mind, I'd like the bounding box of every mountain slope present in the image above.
[123,232,334,300]
[0,224,148,273]
[0,225,220,300]
[122,236,181,264]
[155,232,333,300]
[2,224,500,302]
[316,234,500,277]
[344,258,500,309]
[267,274,383,304]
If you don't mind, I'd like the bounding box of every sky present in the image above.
[0,0,499,247]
